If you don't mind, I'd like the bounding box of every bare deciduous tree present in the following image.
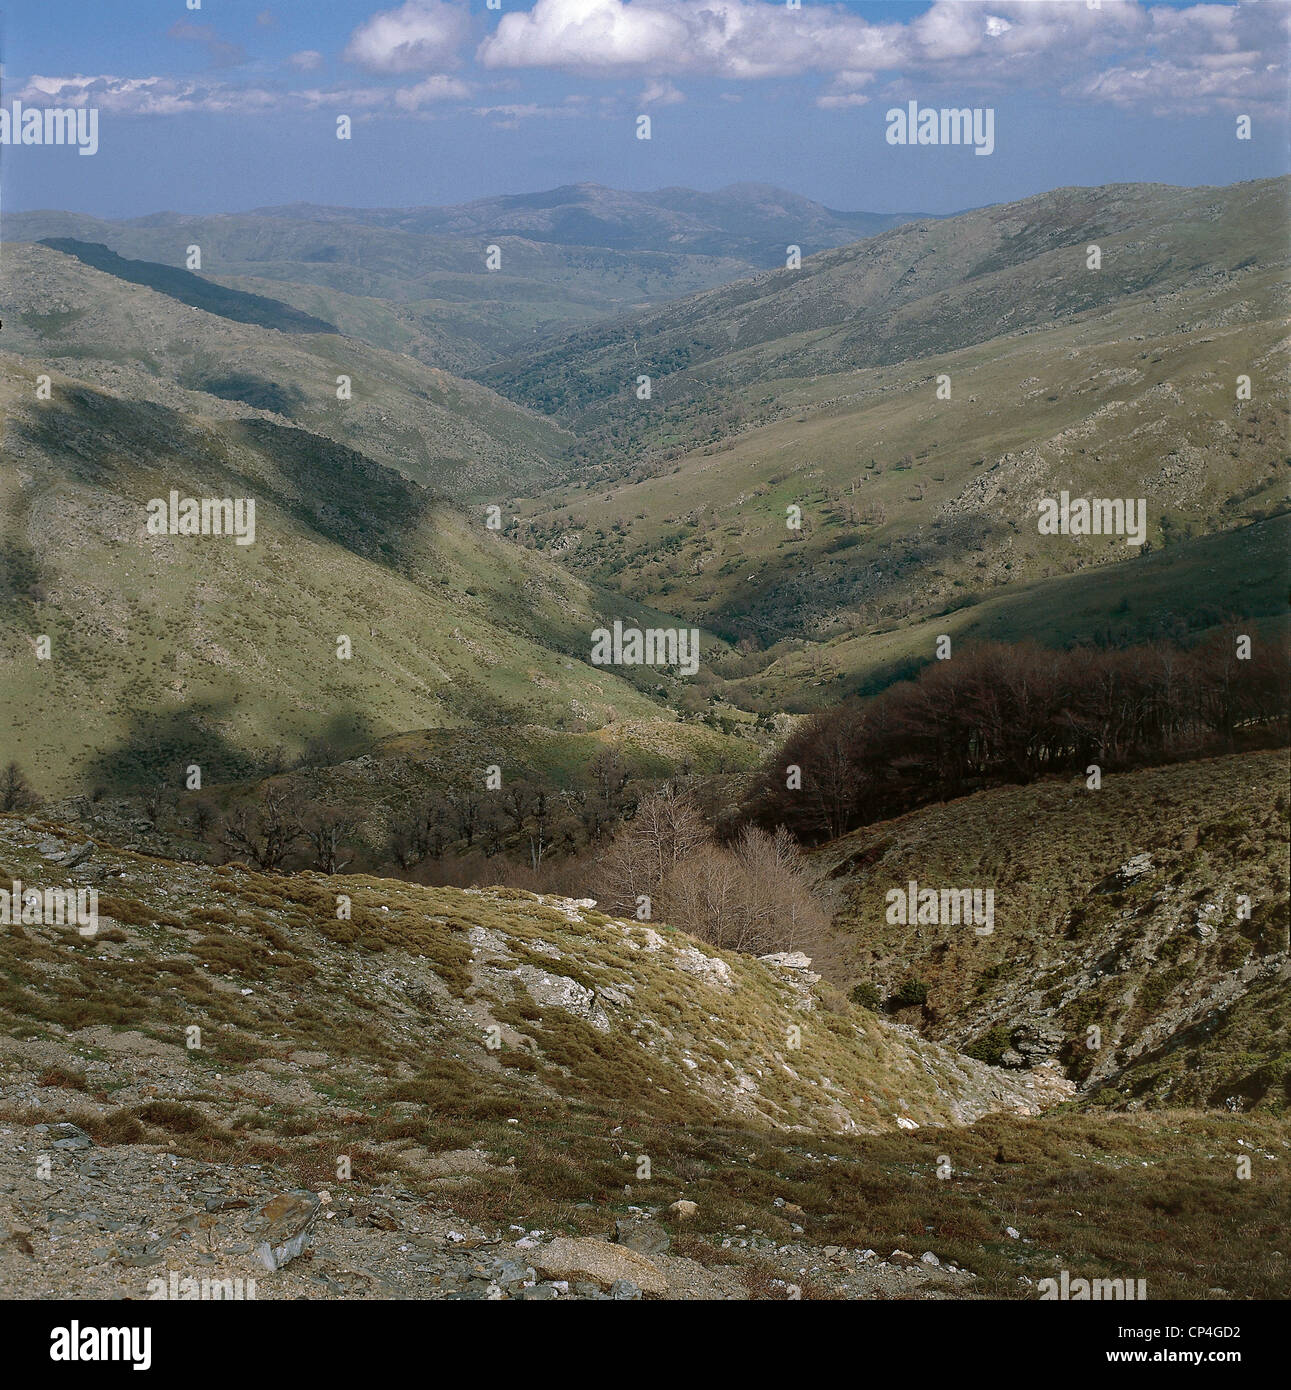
[0,762,38,812]
[219,790,304,871]
[740,631,1291,845]
[302,803,358,875]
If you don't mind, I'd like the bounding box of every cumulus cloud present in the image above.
[473,0,1285,114]
[394,74,473,108]
[343,0,471,74]
[22,1,1286,125]
[640,77,684,106]
[479,0,689,74]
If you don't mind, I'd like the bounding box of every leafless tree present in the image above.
[302,803,358,875]
[592,785,708,917]
[219,789,304,871]
[0,762,38,812]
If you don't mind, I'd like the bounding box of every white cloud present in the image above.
[640,77,684,106]
[16,72,455,118]
[470,101,585,128]
[22,2,1286,126]
[473,0,1285,115]
[394,74,472,108]
[816,92,869,111]
[343,0,471,74]
[18,73,257,116]
[479,0,686,73]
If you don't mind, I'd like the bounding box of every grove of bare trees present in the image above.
[740,630,1290,843]
[593,786,827,955]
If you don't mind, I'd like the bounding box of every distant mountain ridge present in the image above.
[3,184,924,371]
[241,181,924,265]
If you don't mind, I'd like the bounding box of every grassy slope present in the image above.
[812,750,1290,1111]
[0,351,725,795]
[515,265,1288,668]
[1,812,1285,1299]
[479,178,1289,426]
[1,243,571,500]
[733,515,1291,712]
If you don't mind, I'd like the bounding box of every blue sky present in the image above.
[2,1,1286,217]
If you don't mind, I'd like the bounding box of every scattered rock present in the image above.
[43,1122,94,1150]
[532,1237,668,1295]
[615,1219,670,1257]
[247,1192,320,1272]
[673,946,734,990]
[511,965,612,1033]
[40,840,95,869]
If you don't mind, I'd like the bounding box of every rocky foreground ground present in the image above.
[1,814,1283,1301]
[0,1113,989,1301]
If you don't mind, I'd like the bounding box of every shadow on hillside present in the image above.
[81,701,378,792]
[17,387,441,574]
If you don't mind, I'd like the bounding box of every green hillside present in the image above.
[0,348,716,795]
[499,179,1288,700]
[478,178,1288,435]
[1,242,571,500]
[812,750,1290,1112]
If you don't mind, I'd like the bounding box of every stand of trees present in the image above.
[740,631,1290,844]
[592,785,827,955]
[183,747,645,881]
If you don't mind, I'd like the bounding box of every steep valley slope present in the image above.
[814,749,1290,1113]
[1,812,1285,1300]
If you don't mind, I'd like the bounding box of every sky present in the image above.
[1,0,1287,218]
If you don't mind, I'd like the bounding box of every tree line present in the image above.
[739,630,1290,844]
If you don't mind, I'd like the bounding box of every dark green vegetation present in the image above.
[38,239,339,335]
